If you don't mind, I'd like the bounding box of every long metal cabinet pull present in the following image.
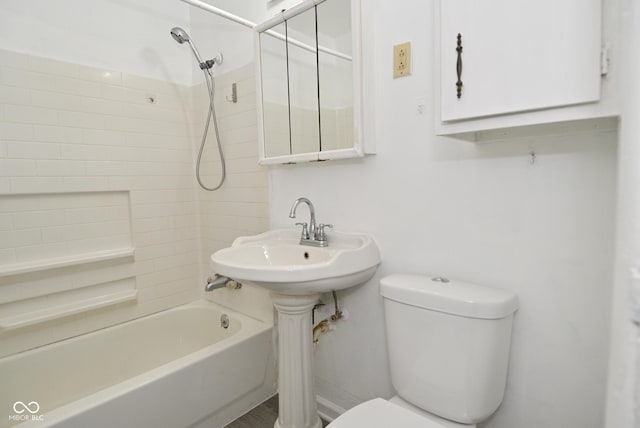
[456,33,463,98]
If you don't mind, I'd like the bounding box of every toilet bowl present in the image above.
[327,397,473,428]
[327,274,518,428]
[327,398,444,428]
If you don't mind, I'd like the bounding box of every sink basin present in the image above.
[210,228,380,295]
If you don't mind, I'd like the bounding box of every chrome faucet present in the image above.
[289,197,333,247]
[289,197,317,239]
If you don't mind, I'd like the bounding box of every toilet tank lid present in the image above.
[380,274,518,319]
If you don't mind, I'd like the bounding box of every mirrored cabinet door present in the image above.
[286,7,320,156]
[259,23,290,158]
[317,0,353,152]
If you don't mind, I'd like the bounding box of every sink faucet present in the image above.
[289,197,332,247]
[289,197,317,239]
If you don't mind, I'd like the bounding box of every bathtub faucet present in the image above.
[205,275,242,292]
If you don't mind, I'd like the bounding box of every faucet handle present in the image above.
[316,223,333,241]
[295,222,309,239]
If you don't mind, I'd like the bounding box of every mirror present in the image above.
[287,7,320,155]
[317,0,353,152]
[259,23,290,158]
[255,0,367,164]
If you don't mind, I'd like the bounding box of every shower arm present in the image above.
[179,0,352,62]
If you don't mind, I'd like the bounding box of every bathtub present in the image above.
[1,300,276,428]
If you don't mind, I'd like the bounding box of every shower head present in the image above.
[170,27,208,68]
[170,27,190,44]
[170,27,223,71]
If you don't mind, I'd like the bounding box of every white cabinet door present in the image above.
[440,0,601,122]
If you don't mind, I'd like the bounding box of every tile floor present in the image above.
[226,396,329,428]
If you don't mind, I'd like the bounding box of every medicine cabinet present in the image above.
[255,0,368,164]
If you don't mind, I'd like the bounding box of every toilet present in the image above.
[328,274,519,428]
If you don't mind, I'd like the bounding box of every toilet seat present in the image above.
[326,398,446,428]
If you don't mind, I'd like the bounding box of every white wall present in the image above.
[267,1,618,427]
[0,0,192,85]
[189,6,254,80]
[605,0,640,426]
[188,0,303,82]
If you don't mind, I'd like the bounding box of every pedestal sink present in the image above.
[211,228,380,428]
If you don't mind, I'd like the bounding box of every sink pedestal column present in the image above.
[272,293,323,428]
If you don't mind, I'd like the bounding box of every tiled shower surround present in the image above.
[0,49,268,357]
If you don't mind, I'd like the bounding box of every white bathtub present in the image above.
[1,300,276,428]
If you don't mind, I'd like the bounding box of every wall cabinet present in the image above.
[436,0,616,139]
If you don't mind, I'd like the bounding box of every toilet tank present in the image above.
[380,274,518,424]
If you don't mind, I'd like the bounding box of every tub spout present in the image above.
[205,275,241,292]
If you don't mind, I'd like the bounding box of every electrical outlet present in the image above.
[393,41,411,78]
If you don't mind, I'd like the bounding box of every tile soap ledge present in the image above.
[0,288,138,332]
[0,247,135,278]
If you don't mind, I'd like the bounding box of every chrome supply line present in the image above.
[178,0,352,61]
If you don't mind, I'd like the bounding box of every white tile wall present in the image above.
[194,63,270,278]
[0,50,269,357]
[0,192,131,265]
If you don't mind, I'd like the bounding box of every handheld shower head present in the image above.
[170,27,226,191]
[170,27,209,68]
[170,27,190,44]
